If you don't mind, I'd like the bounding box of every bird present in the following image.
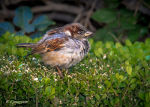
[17,23,93,77]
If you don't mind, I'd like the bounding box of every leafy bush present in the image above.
[0,32,40,57]
[91,2,149,42]
[0,6,55,38]
[0,33,150,106]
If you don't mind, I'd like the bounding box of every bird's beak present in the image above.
[84,31,93,37]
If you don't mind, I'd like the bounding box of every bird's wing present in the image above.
[38,27,62,43]
[46,27,61,35]
[31,33,68,54]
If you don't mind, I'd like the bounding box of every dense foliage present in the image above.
[0,6,55,38]
[0,32,150,106]
[92,8,148,42]
[1,0,150,42]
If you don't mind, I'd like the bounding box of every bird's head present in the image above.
[63,23,93,39]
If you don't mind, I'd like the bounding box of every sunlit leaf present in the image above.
[126,65,132,75]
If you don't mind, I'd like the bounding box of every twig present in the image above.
[32,1,82,14]
[3,0,28,5]
[122,83,130,100]
[84,0,97,27]
[73,8,84,23]
[0,10,14,18]
[73,13,82,23]
[108,32,120,43]
[88,20,96,32]
[47,13,74,22]
[134,1,140,16]
[0,1,83,19]
[141,0,150,9]
[35,88,38,107]
[122,0,150,16]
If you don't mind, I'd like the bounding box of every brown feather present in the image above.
[16,43,36,48]
[46,27,61,35]
[31,37,67,54]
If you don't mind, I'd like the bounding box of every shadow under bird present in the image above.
[17,23,93,77]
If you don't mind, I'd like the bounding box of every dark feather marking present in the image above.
[31,37,68,54]
[70,58,74,64]
[46,27,62,35]
[82,40,89,54]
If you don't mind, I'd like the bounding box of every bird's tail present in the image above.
[16,43,37,48]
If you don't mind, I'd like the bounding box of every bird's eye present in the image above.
[77,30,84,34]
[77,31,81,34]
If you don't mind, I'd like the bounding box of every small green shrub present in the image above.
[0,33,150,106]
[0,32,40,57]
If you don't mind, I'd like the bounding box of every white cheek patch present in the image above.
[65,30,72,36]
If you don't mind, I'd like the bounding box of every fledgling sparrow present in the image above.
[17,23,93,77]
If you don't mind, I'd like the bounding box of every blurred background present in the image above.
[0,0,150,43]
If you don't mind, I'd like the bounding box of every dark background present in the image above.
[0,0,150,42]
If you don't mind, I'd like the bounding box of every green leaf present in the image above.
[45,86,55,98]
[30,32,44,39]
[145,38,150,45]
[92,8,116,23]
[128,29,140,42]
[13,6,34,33]
[115,73,124,81]
[45,86,51,95]
[94,47,103,57]
[146,92,150,102]
[94,28,114,41]
[115,42,122,48]
[33,15,55,31]
[44,77,51,85]
[115,73,120,80]
[0,22,14,36]
[50,87,55,96]
[15,30,25,36]
[95,94,100,100]
[138,91,145,100]
[139,27,148,36]
[105,42,113,49]
[104,80,111,88]
[146,55,150,61]
[119,9,137,30]
[126,65,132,75]
[24,24,35,33]
[128,26,147,42]
[125,40,132,46]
